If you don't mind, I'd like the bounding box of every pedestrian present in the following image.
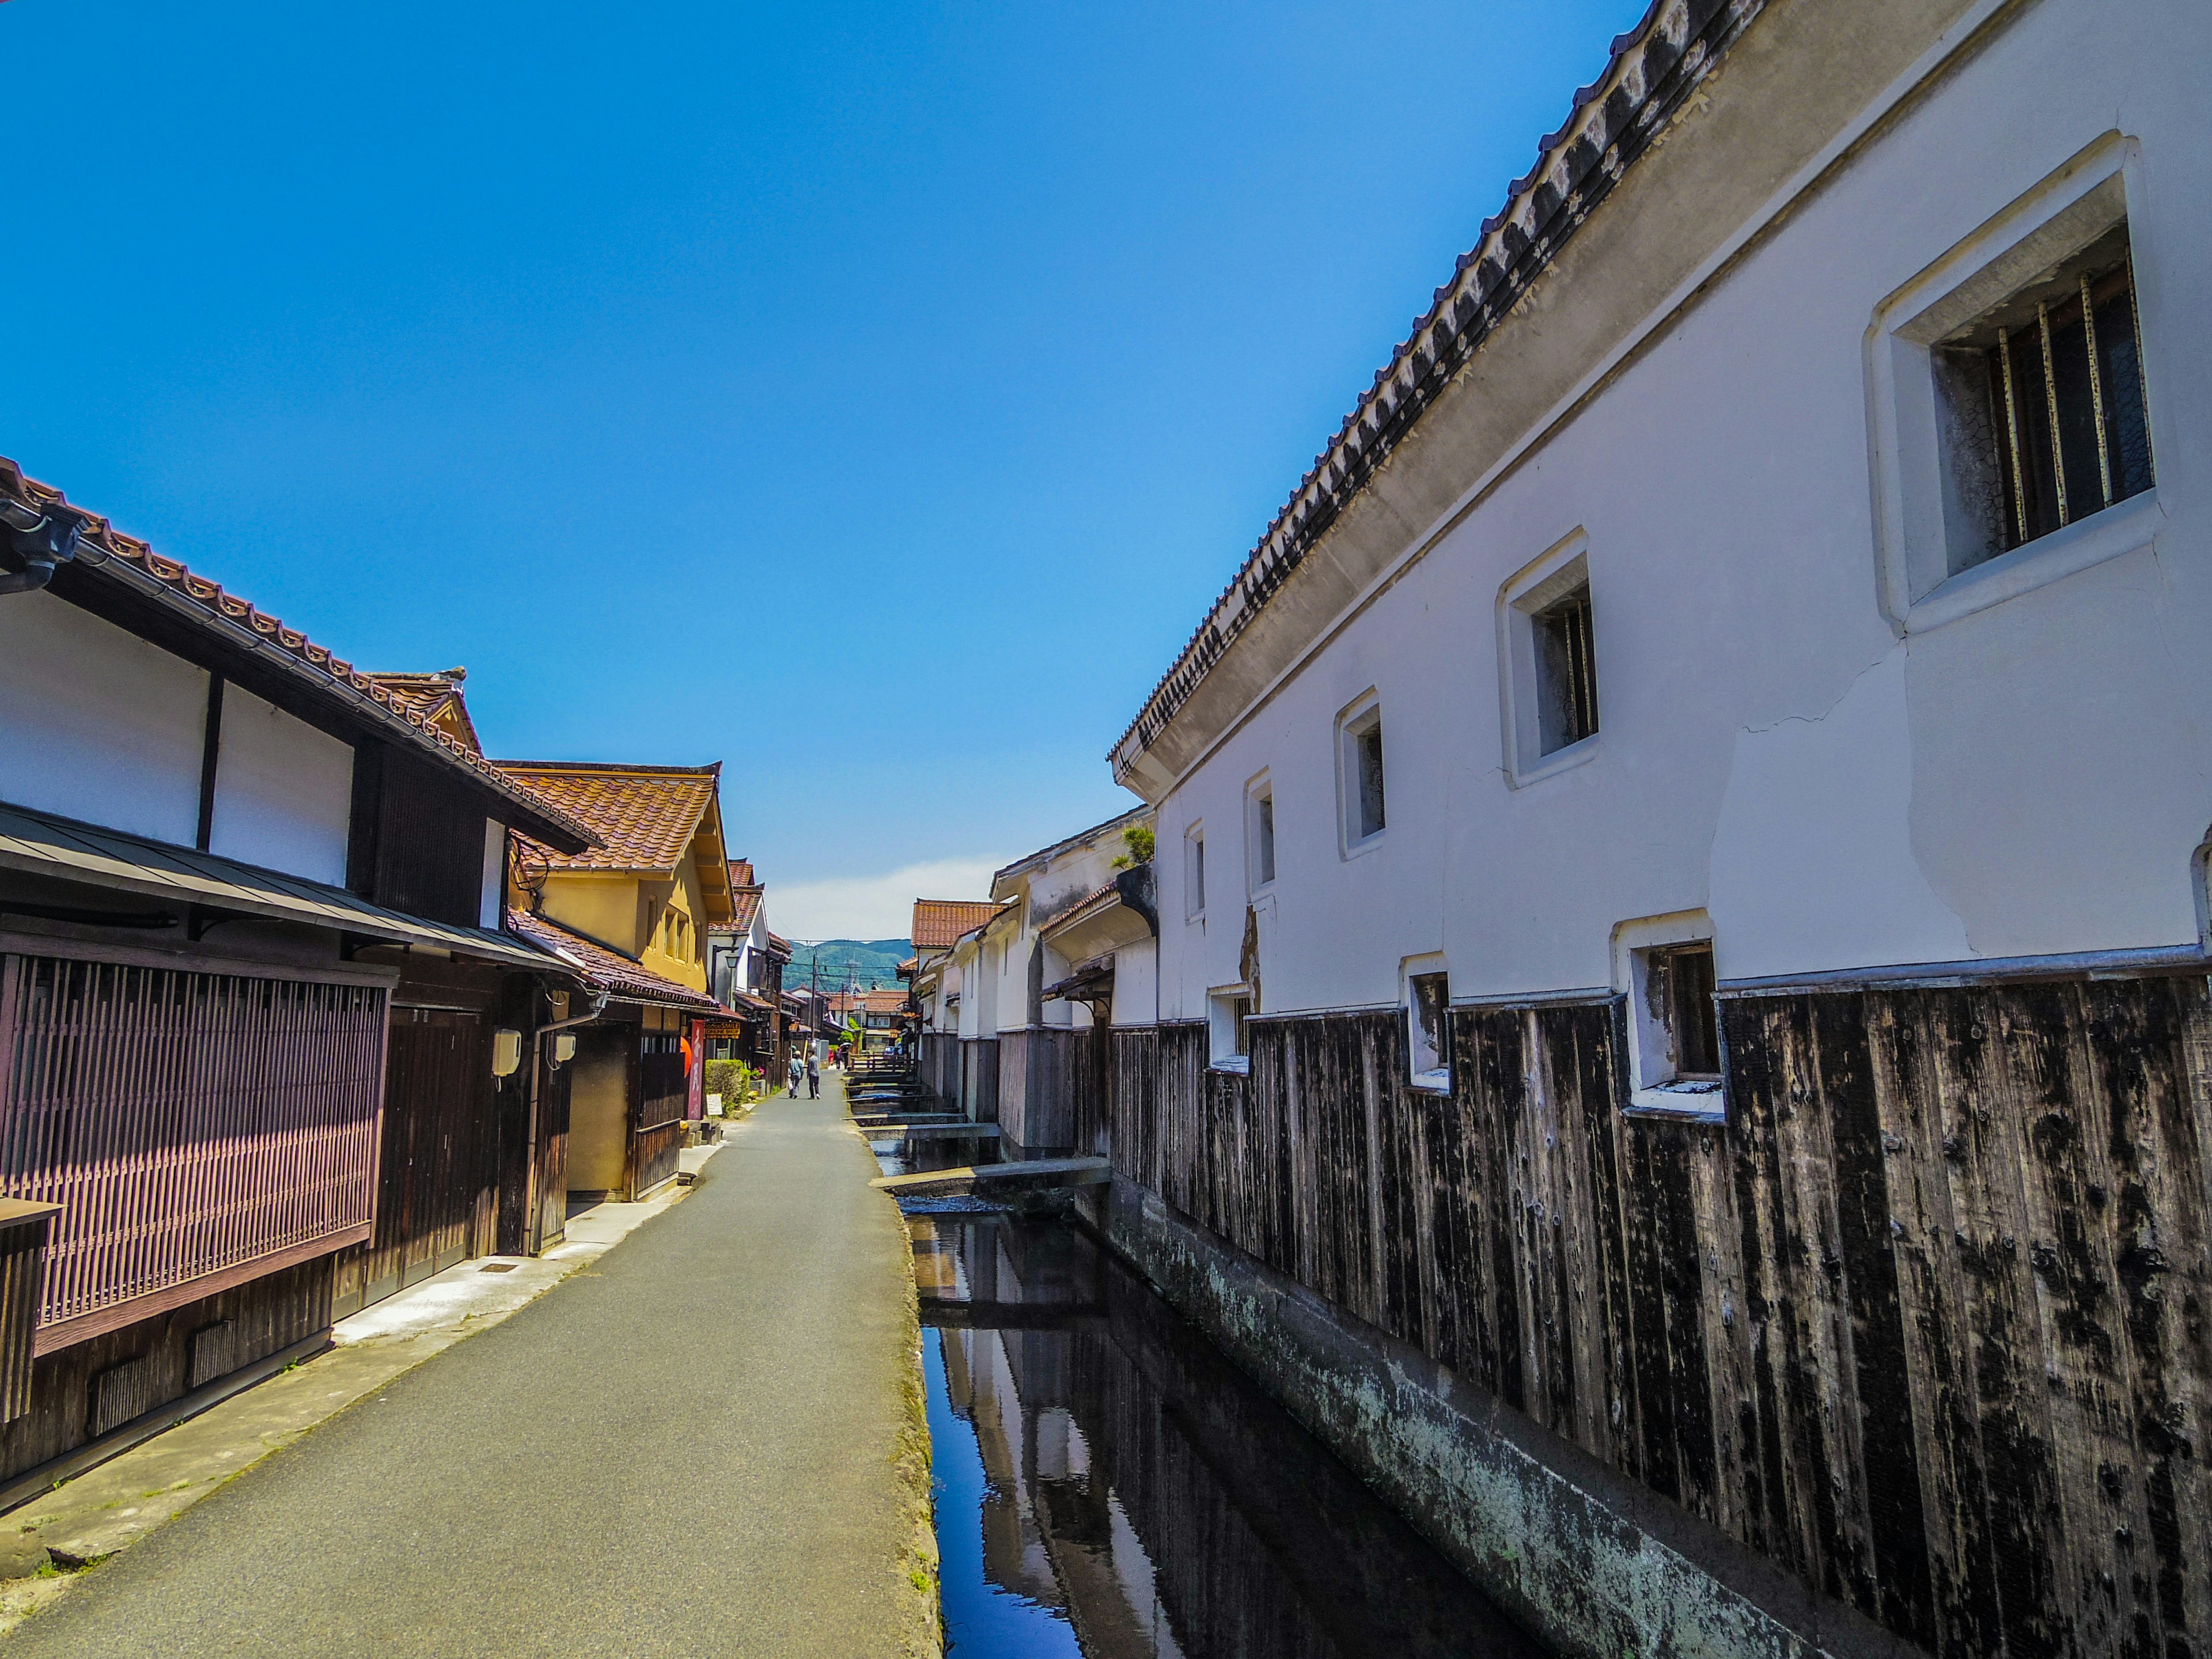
[806,1050,820,1099]
[786,1055,801,1097]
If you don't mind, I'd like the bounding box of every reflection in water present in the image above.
[914,1215,1545,1658]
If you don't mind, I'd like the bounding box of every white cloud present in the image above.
[767,857,1009,942]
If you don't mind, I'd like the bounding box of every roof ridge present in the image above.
[0,459,596,849]
[1109,0,1765,770]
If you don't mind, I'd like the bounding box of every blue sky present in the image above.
[5,0,1643,937]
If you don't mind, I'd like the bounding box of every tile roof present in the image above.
[993,806,1150,890]
[859,988,909,1014]
[1112,0,1767,769]
[506,907,727,1014]
[494,762,721,874]
[0,458,596,853]
[364,671,481,753]
[726,886,762,935]
[911,899,1007,950]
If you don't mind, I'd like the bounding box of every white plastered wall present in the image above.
[0,590,207,845]
[210,684,355,886]
[1152,0,2212,1020]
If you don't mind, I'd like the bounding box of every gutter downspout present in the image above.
[523,987,611,1253]
[0,503,82,596]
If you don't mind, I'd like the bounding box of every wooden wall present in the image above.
[0,1256,329,1484]
[333,1006,497,1318]
[1106,976,2212,1659]
[961,1036,1000,1125]
[998,1027,1088,1156]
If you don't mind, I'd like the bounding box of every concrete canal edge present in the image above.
[1086,1177,1918,1659]
[866,1142,942,1659]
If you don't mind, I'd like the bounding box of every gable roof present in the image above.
[494,762,734,921]
[506,907,726,1015]
[993,805,1150,892]
[911,899,1006,951]
[0,458,596,855]
[726,885,762,935]
[1111,0,1766,779]
[364,670,480,753]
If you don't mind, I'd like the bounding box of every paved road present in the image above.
[12,1078,933,1658]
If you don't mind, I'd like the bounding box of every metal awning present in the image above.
[0,800,566,972]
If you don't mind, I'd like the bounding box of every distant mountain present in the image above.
[782,938,911,993]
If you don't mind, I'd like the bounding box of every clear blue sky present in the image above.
[5,0,1642,935]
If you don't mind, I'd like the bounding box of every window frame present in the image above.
[1208,985,1253,1073]
[1334,691,1387,858]
[1612,910,1725,1123]
[1184,822,1206,921]
[1498,530,1601,787]
[1868,134,2164,634]
[1402,954,1450,1094]
[1245,772,1275,894]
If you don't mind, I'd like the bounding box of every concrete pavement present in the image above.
[5,1076,938,1657]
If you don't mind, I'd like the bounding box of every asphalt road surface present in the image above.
[11,1078,927,1658]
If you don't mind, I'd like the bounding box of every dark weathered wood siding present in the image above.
[0,1256,329,1484]
[961,1037,1000,1124]
[334,1006,497,1317]
[999,1027,1088,1156]
[1106,975,2212,1658]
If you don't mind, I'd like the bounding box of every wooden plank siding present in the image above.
[1104,975,2212,1658]
[332,1008,497,1318]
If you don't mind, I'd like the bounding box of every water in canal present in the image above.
[906,1211,1544,1658]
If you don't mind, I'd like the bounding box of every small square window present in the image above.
[1337,696,1385,852]
[1615,912,1724,1120]
[1498,533,1600,786]
[1531,582,1598,756]
[1247,777,1276,891]
[1934,224,2152,572]
[1209,988,1252,1073]
[1868,139,2162,631]
[1405,967,1449,1092]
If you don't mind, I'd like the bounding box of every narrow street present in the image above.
[6,1077,935,1659]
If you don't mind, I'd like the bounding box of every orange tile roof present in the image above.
[365,671,480,753]
[859,988,910,1014]
[725,887,762,934]
[0,458,594,853]
[911,899,1005,950]
[494,762,721,874]
[506,907,726,1014]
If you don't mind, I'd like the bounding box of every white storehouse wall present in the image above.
[1149,0,2212,1022]
[0,590,207,846]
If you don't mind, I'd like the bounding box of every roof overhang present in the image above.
[22,541,594,854]
[0,800,563,971]
[1107,0,1878,799]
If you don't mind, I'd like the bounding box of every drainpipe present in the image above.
[522,987,611,1253]
[0,502,84,596]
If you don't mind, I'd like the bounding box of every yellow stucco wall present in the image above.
[566,1037,628,1193]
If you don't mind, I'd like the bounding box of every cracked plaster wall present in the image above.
[1151,0,2212,1020]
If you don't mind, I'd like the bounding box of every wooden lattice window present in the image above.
[0,946,385,1348]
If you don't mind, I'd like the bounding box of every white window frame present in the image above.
[1612,910,1724,1122]
[1498,529,1599,788]
[1245,772,1275,895]
[1334,691,1387,858]
[1868,132,2164,634]
[1207,984,1252,1074]
[1184,822,1206,921]
[1402,953,1449,1093]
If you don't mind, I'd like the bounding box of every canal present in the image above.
[903,1209,1546,1658]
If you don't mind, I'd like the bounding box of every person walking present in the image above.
[805,1050,820,1100]
[785,1054,802,1097]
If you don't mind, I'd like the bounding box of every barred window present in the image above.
[1941,224,2153,567]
